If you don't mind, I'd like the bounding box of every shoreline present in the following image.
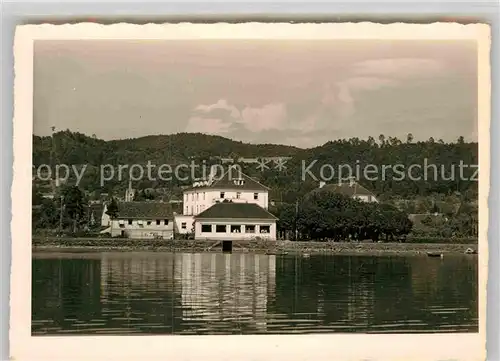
[32,238,478,256]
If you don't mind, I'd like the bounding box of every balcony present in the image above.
[212,197,248,204]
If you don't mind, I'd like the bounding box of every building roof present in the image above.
[185,168,270,192]
[116,201,174,219]
[310,181,376,198]
[195,202,278,220]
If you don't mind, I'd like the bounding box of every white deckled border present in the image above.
[11,22,490,361]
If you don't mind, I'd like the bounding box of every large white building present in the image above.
[182,167,269,216]
[174,166,277,240]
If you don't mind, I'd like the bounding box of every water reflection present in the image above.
[32,252,478,335]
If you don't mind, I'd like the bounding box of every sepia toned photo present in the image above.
[11,22,490,360]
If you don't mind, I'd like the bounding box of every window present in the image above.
[245,225,255,233]
[147,220,152,226]
[260,225,270,233]
[181,222,187,230]
[119,223,125,228]
[254,193,258,200]
[185,206,188,214]
[203,192,206,200]
[215,225,227,233]
[164,219,169,225]
[220,192,225,199]
[190,206,193,215]
[196,193,199,200]
[128,219,133,225]
[230,225,241,233]
[236,192,241,199]
[201,224,212,233]
[156,220,161,225]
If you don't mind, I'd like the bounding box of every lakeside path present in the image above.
[32,237,478,256]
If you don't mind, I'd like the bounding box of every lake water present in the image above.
[32,252,478,335]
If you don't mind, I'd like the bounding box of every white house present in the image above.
[174,165,277,240]
[109,201,174,239]
[175,166,270,234]
[315,178,379,203]
[194,202,277,241]
[183,167,270,216]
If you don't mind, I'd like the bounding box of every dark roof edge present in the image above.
[194,216,278,221]
[115,215,174,219]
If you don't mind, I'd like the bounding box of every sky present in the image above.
[34,39,478,148]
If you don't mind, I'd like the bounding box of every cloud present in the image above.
[195,99,240,118]
[185,117,232,135]
[341,76,398,91]
[315,70,411,122]
[189,100,287,133]
[183,56,465,147]
[352,58,445,78]
[240,103,287,132]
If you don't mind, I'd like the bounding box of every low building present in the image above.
[193,202,278,241]
[110,201,174,239]
[174,214,194,235]
[314,178,379,203]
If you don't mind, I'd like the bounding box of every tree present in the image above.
[32,187,44,206]
[106,197,119,219]
[134,189,155,201]
[62,186,87,233]
[431,202,439,214]
[296,191,413,242]
[406,133,414,144]
[105,197,119,236]
[33,199,60,229]
[378,134,386,146]
[270,203,297,240]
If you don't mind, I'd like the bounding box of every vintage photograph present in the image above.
[12,23,488,360]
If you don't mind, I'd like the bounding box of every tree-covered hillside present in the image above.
[33,131,478,205]
[33,131,300,166]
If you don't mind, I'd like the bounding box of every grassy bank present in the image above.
[32,237,478,256]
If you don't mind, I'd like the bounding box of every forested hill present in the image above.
[33,131,478,203]
[33,131,300,166]
[258,136,478,202]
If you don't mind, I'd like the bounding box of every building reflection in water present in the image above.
[32,253,478,335]
[99,252,276,333]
